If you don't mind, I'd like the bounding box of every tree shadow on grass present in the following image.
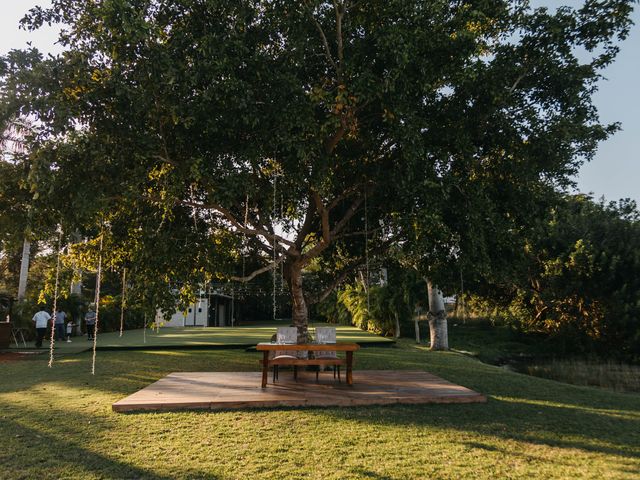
[348,468,395,480]
[459,439,640,478]
[0,349,261,399]
[313,379,640,475]
[1,417,184,479]
[318,401,640,478]
[300,345,640,474]
[0,401,225,480]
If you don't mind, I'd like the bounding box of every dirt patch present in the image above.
[0,351,42,362]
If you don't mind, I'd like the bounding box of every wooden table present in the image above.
[256,342,360,388]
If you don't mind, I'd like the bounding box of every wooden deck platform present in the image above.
[112,370,486,412]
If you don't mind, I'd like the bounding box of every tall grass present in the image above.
[526,359,640,393]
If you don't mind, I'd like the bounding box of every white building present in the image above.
[156,291,235,327]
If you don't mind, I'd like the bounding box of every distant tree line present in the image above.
[467,194,640,360]
[318,193,640,361]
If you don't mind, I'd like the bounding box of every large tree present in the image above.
[0,0,633,339]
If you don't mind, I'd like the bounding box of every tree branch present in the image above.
[180,199,299,252]
[332,226,383,241]
[313,190,330,244]
[330,195,364,236]
[230,255,285,282]
[154,154,178,167]
[300,189,366,264]
[294,195,316,252]
[304,0,339,74]
[307,233,399,305]
[334,0,345,76]
[324,124,346,155]
[508,71,527,93]
[327,184,362,211]
[309,269,354,305]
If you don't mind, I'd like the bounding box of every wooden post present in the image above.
[346,351,354,385]
[261,350,269,388]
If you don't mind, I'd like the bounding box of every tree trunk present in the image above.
[287,262,309,343]
[17,238,31,300]
[414,307,421,344]
[426,279,448,350]
[394,312,401,339]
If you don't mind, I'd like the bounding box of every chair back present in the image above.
[274,326,298,358]
[316,327,336,343]
[314,326,338,358]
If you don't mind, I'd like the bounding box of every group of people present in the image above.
[31,305,97,348]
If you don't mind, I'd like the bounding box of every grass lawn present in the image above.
[9,323,393,355]
[1,337,639,479]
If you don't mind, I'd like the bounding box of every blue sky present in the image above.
[1,1,638,204]
[578,4,639,205]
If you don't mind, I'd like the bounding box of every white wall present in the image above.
[156,298,209,327]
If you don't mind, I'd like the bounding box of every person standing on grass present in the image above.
[53,310,66,341]
[32,308,51,348]
[66,319,75,343]
[85,305,96,340]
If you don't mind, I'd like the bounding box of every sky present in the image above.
[1,1,638,204]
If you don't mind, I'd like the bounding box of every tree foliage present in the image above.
[0,0,634,334]
[469,195,640,359]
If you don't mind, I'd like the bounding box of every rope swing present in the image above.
[364,190,370,315]
[460,267,466,324]
[119,268,126,337]
[272,173,277,321]
[48,228,63,368]
[242,193,249,281]
[91,234,103,375]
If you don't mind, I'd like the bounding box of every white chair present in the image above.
[314,327,341,382]
[272,327,298,382]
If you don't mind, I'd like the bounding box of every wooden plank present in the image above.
[113,371,486,412]
[256,342,360,351]
[262,358,346,366]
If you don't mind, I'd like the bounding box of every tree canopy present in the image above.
[0,0,634,336]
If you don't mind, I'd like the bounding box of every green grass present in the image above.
[526,360,640,393]
[448,321,640,393]
[446,321,552,364]
[9,323,393,354]
[1,339,639,479]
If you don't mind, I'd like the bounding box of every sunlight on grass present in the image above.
[144,350,193,357]
[0,383,120,418]
[495,396,640,421]
[1,344,638,479]
[73,324,394,351]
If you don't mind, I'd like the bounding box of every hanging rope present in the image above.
[280,193,285,293]
[272,173,277,321]
[242,193,249,280]
[91,234,103,375]
[119,268,127,337]
[48,229,63,368]
[231,286,235,326]
[190,184,199,231]
[364,190,370,315]
[460,267,466,324]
